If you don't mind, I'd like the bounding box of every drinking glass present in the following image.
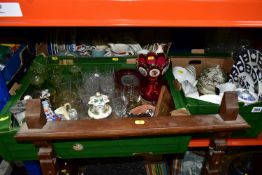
[83,72,100,97]
[56,79,78,107]
[122,85,141,109]
[99,72,115,98]
[111,97,127,118]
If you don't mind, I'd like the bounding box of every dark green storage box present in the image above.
[0,55,190,161]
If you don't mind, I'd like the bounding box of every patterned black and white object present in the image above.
[230,49,262,101]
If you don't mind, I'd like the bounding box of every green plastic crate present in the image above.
[166,68,262,138]
[0,130,38,161]
[0,55,191,161]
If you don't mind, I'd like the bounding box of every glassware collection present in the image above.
[9,43,171,123]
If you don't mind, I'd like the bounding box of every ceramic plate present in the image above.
[238,49,259,65]
[229,59,257,93]
[258,51,262,69]
[251,64,262,100]
[237,49,262,100]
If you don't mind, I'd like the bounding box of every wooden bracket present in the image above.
[204,132,230,175]
[33,141,58,175]
[38,147,57,175]
[25,99,47,129]
[219,91,239,121]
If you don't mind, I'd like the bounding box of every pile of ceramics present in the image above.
[49,42,171,57]
[172,65,230,104]
[172,49,262,105]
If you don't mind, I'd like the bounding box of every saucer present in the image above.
[237,88,258,105]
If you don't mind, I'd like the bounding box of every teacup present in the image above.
[91,45,109,57]
[54,103,71,120]
[91,49,106,57]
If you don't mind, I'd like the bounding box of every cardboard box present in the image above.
[171,57,234,77]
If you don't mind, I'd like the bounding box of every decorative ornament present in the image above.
[137,52,170,103]
[88,92,112,119]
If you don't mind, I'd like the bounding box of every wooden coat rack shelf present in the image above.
[15,91,249,175]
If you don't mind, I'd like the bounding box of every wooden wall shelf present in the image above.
[1,0,262,27]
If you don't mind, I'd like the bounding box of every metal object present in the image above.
[72,143,84,151]
[127,109,154,118]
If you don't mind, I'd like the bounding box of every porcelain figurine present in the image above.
[88,92,112,119]
[197,65,227,95]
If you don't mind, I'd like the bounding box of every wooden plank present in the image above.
[16,92,250,141]
[16,114,249,141]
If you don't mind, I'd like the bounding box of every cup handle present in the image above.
[64,103,71,111]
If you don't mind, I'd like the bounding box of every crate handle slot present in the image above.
[188,60,202,65]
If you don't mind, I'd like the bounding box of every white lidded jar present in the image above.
[88,92,112,119]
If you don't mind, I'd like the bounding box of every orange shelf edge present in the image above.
[0,0,262,27]
[189,133,262,147]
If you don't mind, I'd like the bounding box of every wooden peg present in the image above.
[219,91,239,121]
[25,99,47,129]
